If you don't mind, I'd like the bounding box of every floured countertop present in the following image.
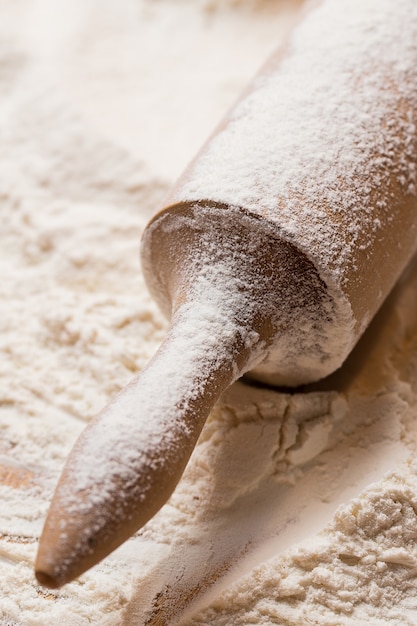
[2,1,417,624]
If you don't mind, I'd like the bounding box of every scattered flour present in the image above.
[186,464,417,626]
[2,1,417,625]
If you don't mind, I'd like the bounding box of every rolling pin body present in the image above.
[143,0,417,386]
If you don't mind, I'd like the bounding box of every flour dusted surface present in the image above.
[2,1,417,625]
[187,465,417,626]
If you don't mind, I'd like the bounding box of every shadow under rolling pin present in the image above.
[35,0,417,589]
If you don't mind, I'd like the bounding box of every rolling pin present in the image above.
[35,0,417,589]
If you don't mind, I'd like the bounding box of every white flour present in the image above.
[2,1,417,625]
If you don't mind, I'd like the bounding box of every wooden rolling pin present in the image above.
[35,0,417,588]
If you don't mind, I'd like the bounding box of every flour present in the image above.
[2,0,417,625]
[187,466,417,625]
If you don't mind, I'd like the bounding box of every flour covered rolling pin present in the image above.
[35,0,417,588]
